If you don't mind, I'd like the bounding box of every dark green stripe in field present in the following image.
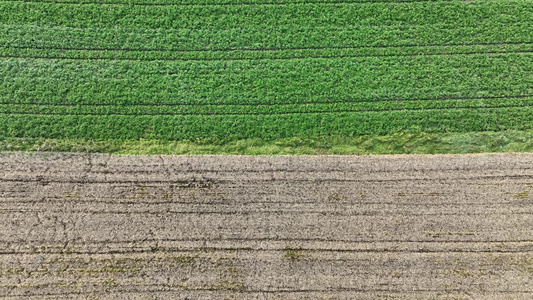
[1,22,531,51]
[1,107,532,140]
[2,43,533,60]
[0,0,532,146]
[1,96,532,116]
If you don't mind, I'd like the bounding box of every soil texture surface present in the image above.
[1,152,533,299]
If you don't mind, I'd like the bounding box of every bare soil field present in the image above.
[1,153,533,299]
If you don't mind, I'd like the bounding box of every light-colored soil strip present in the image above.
[1,152,533,299]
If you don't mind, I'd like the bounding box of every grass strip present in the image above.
[1,130,533,155]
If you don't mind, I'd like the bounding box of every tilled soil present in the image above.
[1,152,533,299]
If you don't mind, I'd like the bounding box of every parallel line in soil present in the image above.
[1,199,519,206]
[2,208,531,216]
[1,49,531,61]
[2,94,532,108]
[1,103,532,116]
[3,168,532,177]
[5,165,531,173]
[7,41,532,53]
[47,163,533,173]
[2,287,532,298]
[3,175,533,184]
[4,238,533,245]
[3,248,533,255]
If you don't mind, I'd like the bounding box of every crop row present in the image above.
[5,45,533,61]
[2,54,531,106]
[1,107,531,140]
[0,97,532,116]
[3,23,530,52]
[2,43,532,62]
[1,1,531,29]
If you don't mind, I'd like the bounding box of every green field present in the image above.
[1,0,532,154]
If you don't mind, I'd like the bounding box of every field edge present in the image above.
[1,130,532,155]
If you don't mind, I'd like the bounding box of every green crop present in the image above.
[0,0,532,145]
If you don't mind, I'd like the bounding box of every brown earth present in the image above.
[1,152,533,299]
